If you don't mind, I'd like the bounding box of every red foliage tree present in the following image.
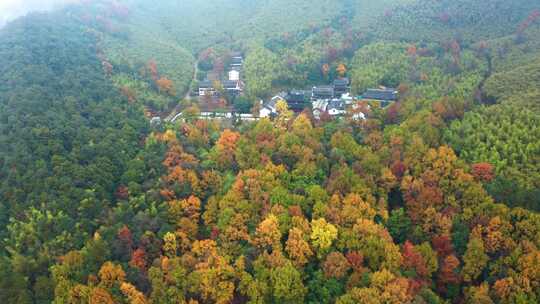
[117,225,134,258]
[432,235,453,257]
[391,161,406,179]
[129,248,147,271]
[147,60,158,81]
[471,163,495,182]
[345,251,364,271]
[408,278,425,298]
[407,44,417,57]
[115,185,129,200]
[517,10,540,36]
[402,241,428,277]
[385,102,401,124]
[450,40,461,65]
[288,205,303,217]
[407,45,417,65]
[438,254,461,285]
[210,227,220,240]
[118,226,133,249]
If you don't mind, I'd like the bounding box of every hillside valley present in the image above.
[0,0,539,303]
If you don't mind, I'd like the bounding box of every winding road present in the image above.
[165,57,199,122]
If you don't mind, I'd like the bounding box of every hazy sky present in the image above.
[0,0,77,27]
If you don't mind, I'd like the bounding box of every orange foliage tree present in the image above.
[156,77,175,96]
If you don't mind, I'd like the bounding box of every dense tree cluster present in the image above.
[0,0,539,303]
[0,12,149,303]
[445,104,540,210]
[14,105,536,304]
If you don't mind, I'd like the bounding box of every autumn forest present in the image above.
[0,0,539,303]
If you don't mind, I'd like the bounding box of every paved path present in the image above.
[165,58,199,122]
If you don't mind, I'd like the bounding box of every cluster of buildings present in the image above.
[198,55,245,97]
[259,77,399,120]
[168,81,398,123]
[190,53,398,123]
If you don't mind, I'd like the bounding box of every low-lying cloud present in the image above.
[0,0,77,27]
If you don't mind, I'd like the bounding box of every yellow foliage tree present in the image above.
[275,99,293,129]
[121,282,148,304]
[310,218,338,254]
[162,232,178,257]
[89,287,115,304]
[253,214,282,251]
[98,262,125,288]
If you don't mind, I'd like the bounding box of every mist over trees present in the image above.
[0,0,79,27]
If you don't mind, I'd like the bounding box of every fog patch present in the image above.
[0,0,78,27]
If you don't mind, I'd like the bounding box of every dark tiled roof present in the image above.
[231,57,243,65]
[290,89,305,94]
[328,99,344,110]
[199,80,213,88]
[286,90,305,103]
[333,78,349,87]
[222,80,239,88]
[312,86,334,97]
[288,103,307,112]
[361,89,397,101]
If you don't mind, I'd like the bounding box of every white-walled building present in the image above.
[312,99,328,119]
[327,99,346,116]
[259,96,284,118]
[228,70,240,81]
[341,92,354,104]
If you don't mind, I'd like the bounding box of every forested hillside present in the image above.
[368,0,539,43]
[0,0,539,303]
[0,11,149,302]
[445,105,540,210]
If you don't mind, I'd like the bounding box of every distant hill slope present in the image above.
[482,23,540,105]
[484,58,540,108]
[370,0,540,44]
[122,0,342,52]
